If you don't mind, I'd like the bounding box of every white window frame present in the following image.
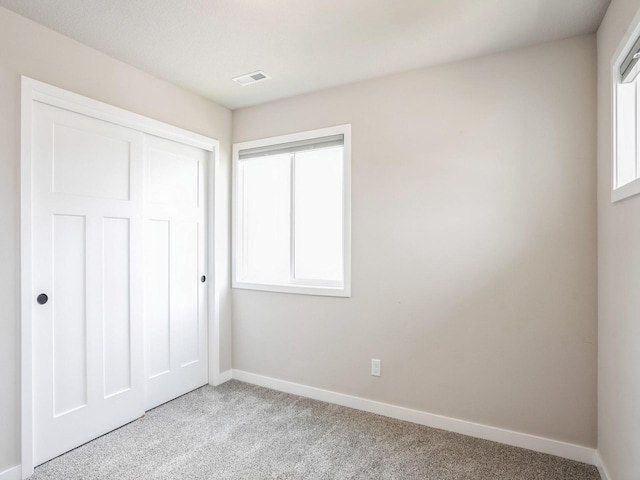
[611,11,640,202]
[232,124,351,297]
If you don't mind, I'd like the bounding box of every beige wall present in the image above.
[232,35,598,447]
[597,1,640,478]
[0,6,232,473]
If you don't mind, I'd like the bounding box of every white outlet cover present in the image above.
[371,358,381,376]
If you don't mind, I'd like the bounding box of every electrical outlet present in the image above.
[371,358,381,377]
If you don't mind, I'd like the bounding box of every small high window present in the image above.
[613,28,640,201]
[232,125,351,297]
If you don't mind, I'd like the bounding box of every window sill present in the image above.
[612,177,640,202]
[232,280,351,297]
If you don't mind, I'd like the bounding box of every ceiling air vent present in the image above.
[233,70,271,86]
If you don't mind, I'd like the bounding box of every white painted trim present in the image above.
[610,8,640,203]
[611,176,640,202]
[595,452,612,480]
[20,76,225,478]
[232,370,597,466]
[231,281,350,298]
[231,124,352,297]
[20,77,35,480]
[206,144,222,388]
[0,466,21,480]
[210,369,233,386]
[28,80,215,151]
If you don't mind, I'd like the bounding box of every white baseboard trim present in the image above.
[232,369,597,466]
[210,369,233,387]
[0,465,21,480]
[595,451,612,480]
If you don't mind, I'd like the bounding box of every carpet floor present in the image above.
[31,380,600,479]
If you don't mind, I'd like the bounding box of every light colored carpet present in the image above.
[32,380,599,479]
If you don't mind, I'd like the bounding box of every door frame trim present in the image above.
[20,76,224,478]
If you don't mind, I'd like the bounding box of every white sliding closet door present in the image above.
[144,135,209,410]
[32,102,145,466]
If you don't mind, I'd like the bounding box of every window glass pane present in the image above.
[616,81,637,188]
[241,153,291,283]
[294,147,343,282]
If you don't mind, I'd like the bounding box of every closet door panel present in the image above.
[103,217,133,397]
[147,219,171,378]
[51,214,88,416]
[144,135,208,410]
[32,102,145,466]
[170,220,200,367]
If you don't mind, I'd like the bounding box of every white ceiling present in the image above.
[0,0,610,110]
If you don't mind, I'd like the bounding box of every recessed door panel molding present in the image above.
[147,219,171,379]
[144,135,208,410]
[53,123,131,200]
[22,77,221,477]
[148,147,199,208]
[171,221,200,367]
[103,217,132,398]
[52,214,87,417]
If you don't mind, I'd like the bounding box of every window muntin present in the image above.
[233,125,351,296]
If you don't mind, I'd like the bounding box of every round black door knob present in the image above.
[37,293,48,305]
[201,275,206,283]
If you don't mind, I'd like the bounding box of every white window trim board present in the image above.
[611,176,640,202]
[610,8,640,203]
[232,124,352,297]
[19,76,226,478]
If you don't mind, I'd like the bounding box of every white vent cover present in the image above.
[232,70,271,86]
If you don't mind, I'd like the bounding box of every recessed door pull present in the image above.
[201,275,206,283]
[37,293,49,305]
